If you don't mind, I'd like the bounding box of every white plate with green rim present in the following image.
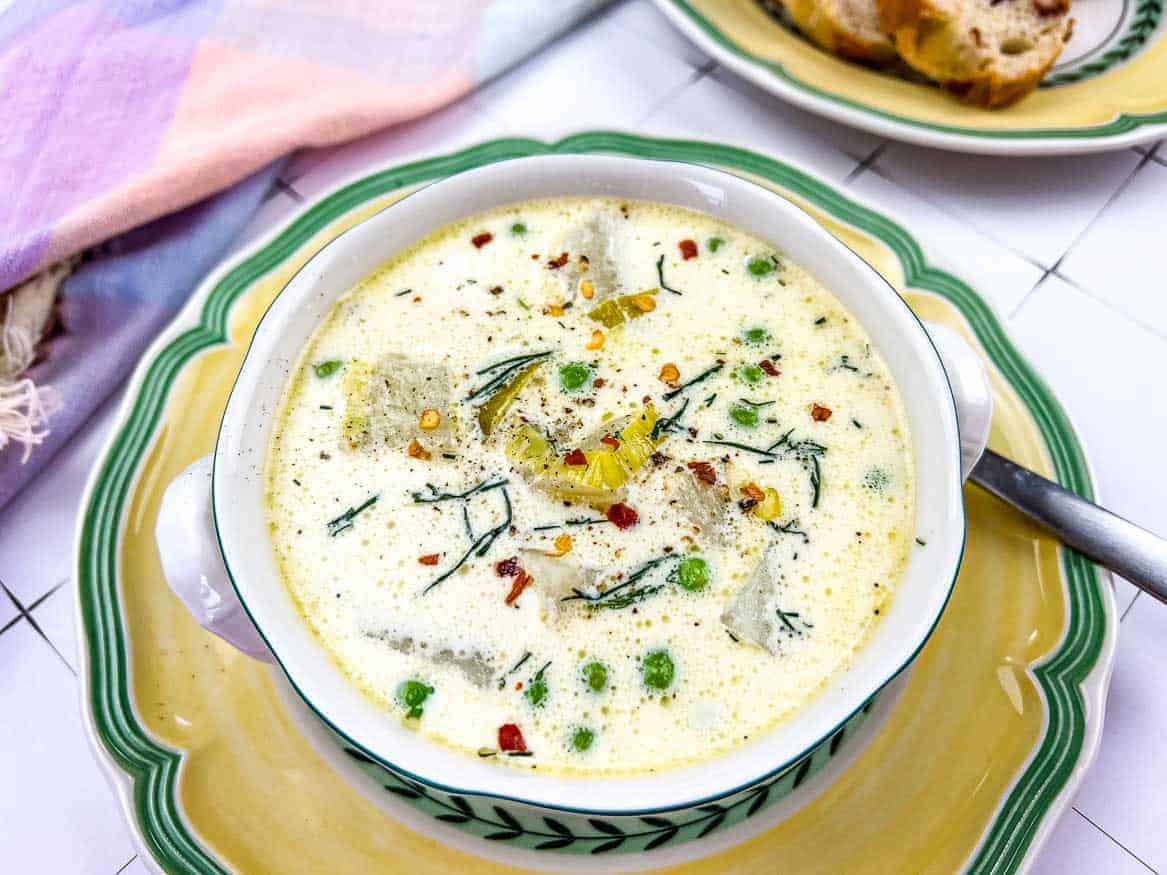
[76,132,1117,873]
[652,0,1167,154]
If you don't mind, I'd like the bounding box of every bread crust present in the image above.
[878,0,1073,107]
[780,0,899,65]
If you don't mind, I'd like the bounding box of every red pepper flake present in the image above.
[593,377,606,389]
[759,359,780,377]
[504,569,532,605]
[546,252,570,270]
[498,723,527,752]
[495,556,520,577]
[606,502,639,529]
[471,232,493,249]
[564,449,588,466]
[811,404,833,422]
[686,460,717,485]
[418,553,440,566]
[600,435,620,449]
[678,239,698,260]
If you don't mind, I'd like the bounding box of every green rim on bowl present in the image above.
[77,132,1107,874]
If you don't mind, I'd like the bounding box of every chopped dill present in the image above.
[532,517,610,532]
[735,397,776,408]
[650,397,689,440]
[776,609,812,635]
[702,438,776,458]
[814,316,827,326]
[498,651,532,689]
[656,254,683,295]
[915,537,927,546]
[852,418,863,429]
[703,393,717,407]
[768,518,810,543]
[326,494,378,537]
[421,485,513,595]
[561,554,677,610]
[394,288,413,297]
[662,362,723,402]
[466,350,553,402]
[319,404,332,410]
[517,298,530,310]
[411,478,508,504]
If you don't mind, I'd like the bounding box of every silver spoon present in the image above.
[969,448,1167,604]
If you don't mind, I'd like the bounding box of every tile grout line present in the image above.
[1006,267,1056,321]
[1049,269,1167,346]
[1046,145,1160,280]
[273,177,305,203]
[861,163,1053,274]
[1072,807,1159,873]
[639,59,719,126]
[0,580,75,674]
[1120,590,1142,622]
[842,142,887,185]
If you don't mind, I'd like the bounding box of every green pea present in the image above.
[396,679,433,719]
[733,363,765,386]
[729,403,760,428]
[558,361,593,393]
[674,556,710,592]
[582,660,608,693]
[742,326,771,346]
[708,237,725,253]
[525,663,550,708]
[747,256,775,278]
[511,222,528,236]
[313,359,343,378]
[570,727,595,752]
[641,649,675,690]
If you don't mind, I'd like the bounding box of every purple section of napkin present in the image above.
[0,159,283,510]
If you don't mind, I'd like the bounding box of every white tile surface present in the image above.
[704,65,885,162]
[850,168,1046,317]
[876,144,1143,268]
[643,67,861,183]
[1070,594,1167,872]
[1009,274,1167,615]
[0,585,18,629]
[33,581,77,672]
[1060,158,1167,338]
[608,0,712,69]
[0,621,137,874]
[472,3,698,138]
[281,96,509,201]
[0,391,123,606]
[1031,810,1154,875]
[6,2,1165,872]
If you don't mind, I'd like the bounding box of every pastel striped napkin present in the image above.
[0,0,608,508]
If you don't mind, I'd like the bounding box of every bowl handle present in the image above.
[155,455,275,662]
[924,321,993,481]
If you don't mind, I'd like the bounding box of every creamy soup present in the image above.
[265,197,915,776]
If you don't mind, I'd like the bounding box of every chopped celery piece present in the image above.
[587,289,658,328]
[477,361,542,437]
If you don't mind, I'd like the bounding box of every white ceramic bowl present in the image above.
[156,155,991,853]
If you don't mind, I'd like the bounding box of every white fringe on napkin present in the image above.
[1,299,60,463]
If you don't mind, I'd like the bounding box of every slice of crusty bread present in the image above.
[878,0,1073,107]
[771,0,899,65]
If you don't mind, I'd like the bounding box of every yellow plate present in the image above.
[76,133,1117,873]
[652,0,1167,154]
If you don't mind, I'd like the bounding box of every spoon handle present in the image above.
[969,449,1167,604]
